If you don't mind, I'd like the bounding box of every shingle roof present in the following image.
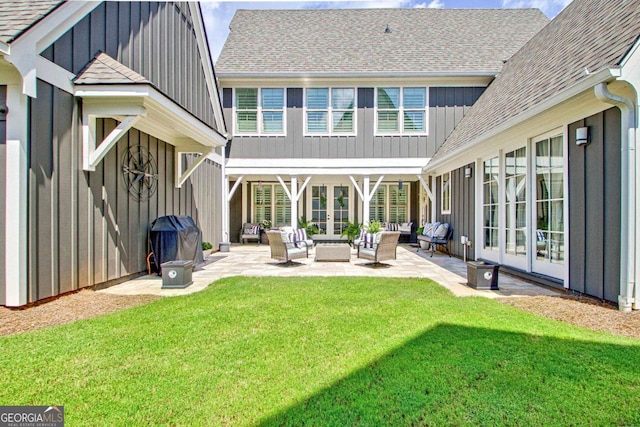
[74,52,150,85]
[216,8,549,75]
[430,0,640,164]
[0,1,62,44]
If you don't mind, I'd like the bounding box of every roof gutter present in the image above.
[0,42,9,55]
[424,67,620,172]
[595,82,636,312]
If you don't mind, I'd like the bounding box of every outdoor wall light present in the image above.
[398,179,403,190]
[464,167,472,178]
[576,126,589,146]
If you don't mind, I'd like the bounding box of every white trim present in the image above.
[4,84,28,306]
[303,87,357,136]
[226,157,429,169]
[232,87,287,137]
[218,71,498,79]
[189,3,228,136]
[5,1,100,97]
[83,114,144,171]
[374,86,429,136]
[36,56,74,94]
[425,67,620,172]
[175,146,214,189]
[440,171,451,215]
[76,84,227,148]
[228,176,244,202]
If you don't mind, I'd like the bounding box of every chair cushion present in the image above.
[362,232,378,248]
[433,223,449,239]
[386,222,399,231]
[244,225,260,235]
[423,222,439,236]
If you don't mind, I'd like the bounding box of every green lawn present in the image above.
[1,277,639,426]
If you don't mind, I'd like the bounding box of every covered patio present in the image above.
[98,245,559,299]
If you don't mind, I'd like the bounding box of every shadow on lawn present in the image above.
[257,324,640,426]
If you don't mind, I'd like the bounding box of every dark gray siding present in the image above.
[42,1,215,129]
[224,87,483,159]
[568,107,621,303]
[0,86,6,305]
[26,79,221,303]
[229,183,243,243]
[436,163,476,259]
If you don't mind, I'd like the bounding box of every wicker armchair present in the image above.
[266,230,308,263]
[357,231,400,264]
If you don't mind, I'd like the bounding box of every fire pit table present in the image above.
[315,243,352,262]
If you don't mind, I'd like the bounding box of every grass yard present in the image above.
[1,276,639,426]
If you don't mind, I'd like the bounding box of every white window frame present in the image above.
[368,183,411,223]
[374,86,429,136]
[440,171,451,215]
[251,183,291,227]
[303,87,357,136]
[233,87,286,137]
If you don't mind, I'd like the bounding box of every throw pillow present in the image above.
[433,223,449,239]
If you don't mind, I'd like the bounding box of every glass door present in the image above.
[310,184,351,239]
[532,135,565,278]
[503,147,528,270]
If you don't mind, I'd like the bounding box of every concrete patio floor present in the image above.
[98,244,562,299]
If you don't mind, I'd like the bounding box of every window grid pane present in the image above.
[254,185,272,224]
[483,157,499,251]
[536,136,564,264]
[505,147,527,257]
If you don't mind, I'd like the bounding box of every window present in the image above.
[253,184,272,224]
[535,136,564,264]
[305,88,355,134]
[235,88,285,135]
[376,87,427,134]
[441,172,451,214]
[253,183,291,226]
[483,157,499,251]
[369,184,409,223]
[505,147,527,257]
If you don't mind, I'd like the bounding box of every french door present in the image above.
[309,184,351,239]
[479,132,565,280]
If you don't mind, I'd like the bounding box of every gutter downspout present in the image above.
[595,82,636,312]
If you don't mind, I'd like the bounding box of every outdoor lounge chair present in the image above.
[418,223,453,257]
[357,231,400,264]
[240,223,261,244]
[266,230,309,263]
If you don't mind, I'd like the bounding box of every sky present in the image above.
[200,0,574,62]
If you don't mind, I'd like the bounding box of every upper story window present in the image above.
[376,87,427,135]
[305,88,355,135]
[234,88,285,135]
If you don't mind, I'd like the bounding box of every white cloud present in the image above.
[501,0,573,17]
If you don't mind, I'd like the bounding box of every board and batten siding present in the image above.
[223,87,483,159]
[41,1,216,129]
[568,107,621,303]
[0,85,6,305]
[26,79,221,303]
[435,163,476,259]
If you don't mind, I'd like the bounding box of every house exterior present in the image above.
[0,1,227,307]
[424,0,640,310]
[216,8,548,243]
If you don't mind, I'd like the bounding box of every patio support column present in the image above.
[224,176,244,243]
[418,175,435,223]
[4,84,28,306]
[276,175,311,228]
[350,175,384,227]
[290,176,298,227]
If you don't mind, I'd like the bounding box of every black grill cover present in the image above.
[149,215,204,272]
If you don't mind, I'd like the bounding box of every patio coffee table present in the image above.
[315,243,351,262]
